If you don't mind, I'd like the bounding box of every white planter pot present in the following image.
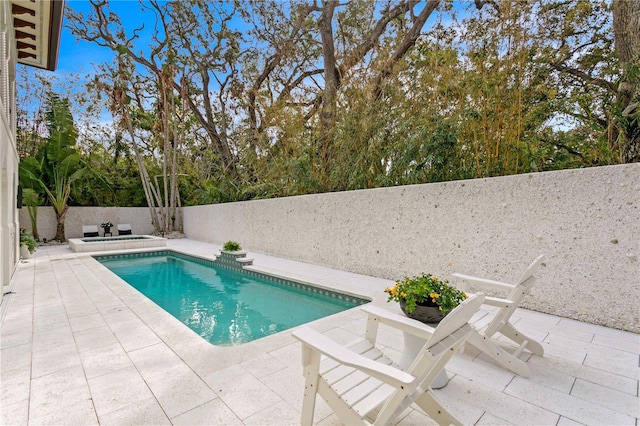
[20,244,32,259]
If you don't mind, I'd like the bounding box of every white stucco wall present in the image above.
[0,101,19,291]
[0,5,19,294]
[184,164,640,333]
[19,206,158,240]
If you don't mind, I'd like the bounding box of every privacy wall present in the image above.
[19,207,157,240]
[184,164,639,333]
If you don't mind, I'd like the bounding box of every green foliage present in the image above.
[52,0,632,207]
[19,227,37,253]
[70,138,147,207]
[19,93,84,241]
[385,273,468,317]
[21,187,41,207]
[222,240,242,252]
[41,95,84,210]
[21,188,41,241]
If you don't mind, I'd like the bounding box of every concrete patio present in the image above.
[1,239,638,425]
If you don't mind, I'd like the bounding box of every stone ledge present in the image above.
[214,250,254,269]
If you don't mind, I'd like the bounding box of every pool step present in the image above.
[214,251,254,270]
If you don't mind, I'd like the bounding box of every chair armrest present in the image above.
[293,328,416,389]
[484,296,514,308]
[452,273,515,292]
[361,305,435,341]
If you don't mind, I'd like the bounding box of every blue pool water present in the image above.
[95,251,366,345]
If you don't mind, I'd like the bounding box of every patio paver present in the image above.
[1,239,638,425]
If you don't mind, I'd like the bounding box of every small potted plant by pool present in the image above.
[222,240,244,256]
[101,221,113,235]
[385,273,468,324]
[19,227,37,259]
[217,240,253,267]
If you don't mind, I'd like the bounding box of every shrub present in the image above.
[19,227,38,253]
[223,240,242,251]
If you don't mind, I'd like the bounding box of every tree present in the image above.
[56,0,631,207]
[538,0,638,164]
[612,0,639,162]
[67,0,241,180]
[104,54,176,234]
[67,0,466,194]
[19,93,85,242]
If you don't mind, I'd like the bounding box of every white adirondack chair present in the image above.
[292,293,485,426]
[452,254,545,378]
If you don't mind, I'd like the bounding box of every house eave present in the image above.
[11,0,65,71]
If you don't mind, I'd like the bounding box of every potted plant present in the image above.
[101,221,113,234]
[19,227,37,259]
[385,273,468,323]
[216,240,252,267]
[222,240,242,252]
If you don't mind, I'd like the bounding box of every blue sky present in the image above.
[57,1,152,75]
[33,0,470,125]
[56,1,469,76]
[13,2,159,127]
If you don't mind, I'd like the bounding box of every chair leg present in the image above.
[301,380,317,425]
[466,331,531,378]
[499,322,545,356]
[414,390,462,426]
[300,350,321,426]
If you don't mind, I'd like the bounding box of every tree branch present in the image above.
[372,0,440,99]
[550,62,618,95]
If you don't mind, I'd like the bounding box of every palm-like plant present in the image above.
[21,188,42,241]
[19,93,85,242]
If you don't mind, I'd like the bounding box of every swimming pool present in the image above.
[95,250,368,345]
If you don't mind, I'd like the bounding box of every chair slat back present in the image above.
[515,254,545,286]
[426,293,485,349]
[487,255,544,338]
[504,254,545,306]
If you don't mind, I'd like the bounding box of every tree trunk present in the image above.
[612,0,640,163]
[318,1,338,186]
[54,204,68,242]
[161,74,171,233]
[613,0,640,64]
[123,113,163,234]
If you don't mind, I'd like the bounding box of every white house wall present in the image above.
[183,164,640,333]
[0,1,19,295]
[0,101,19,292]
